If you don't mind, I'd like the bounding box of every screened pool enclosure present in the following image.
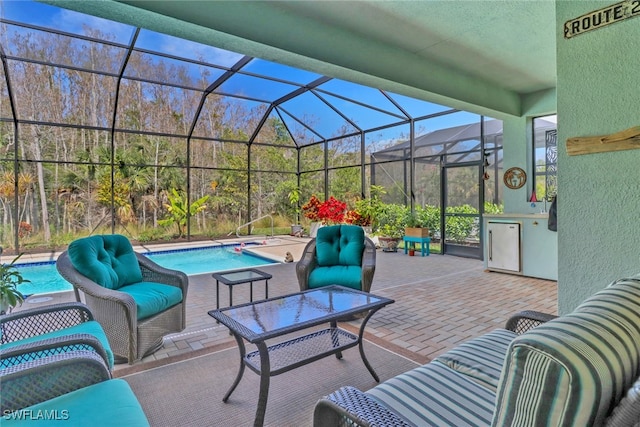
[1,2,507,257]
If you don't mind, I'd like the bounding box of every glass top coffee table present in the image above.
[208,285,394,427]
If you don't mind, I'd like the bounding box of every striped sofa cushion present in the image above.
[367,361,495,426]
[492,278,640,427]
[435,328,517,391]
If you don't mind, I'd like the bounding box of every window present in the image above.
[533,115,557,201]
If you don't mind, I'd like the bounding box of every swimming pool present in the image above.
[14,244,278,296]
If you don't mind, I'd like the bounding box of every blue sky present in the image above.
[2,0,491,143]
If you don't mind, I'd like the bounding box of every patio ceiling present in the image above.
[44,0,557,117]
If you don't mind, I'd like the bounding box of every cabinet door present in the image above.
[487,222,521,272]
[522,219,558,280]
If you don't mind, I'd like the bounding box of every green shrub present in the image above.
[414,205,440,235]
[136,228,167,243]
[484,202,504,214]
[445,204,478,243]
[376,203,408,238]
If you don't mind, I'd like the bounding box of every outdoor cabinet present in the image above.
[483,214,557,281]
[486,221,521,273]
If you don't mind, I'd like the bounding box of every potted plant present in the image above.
[344,209,370,227]
[0,254,30,315]
[375,203,407,252]
[317,196,347,225]
[404,210,430,238]
[302,194,323,237]
[302,195,347,237]
[349,185,385,235]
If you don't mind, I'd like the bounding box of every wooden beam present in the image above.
[566,126,640,156]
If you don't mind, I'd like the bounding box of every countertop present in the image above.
[483,213,549,219]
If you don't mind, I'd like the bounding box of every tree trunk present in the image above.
[153,141,159,227]
[35,158,51,242]
[27,126,51,243]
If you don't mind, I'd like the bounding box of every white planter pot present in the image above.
[309,222,323,238]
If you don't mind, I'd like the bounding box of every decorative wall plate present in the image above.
[503,167,527,189]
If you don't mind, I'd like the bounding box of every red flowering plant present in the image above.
[302,195,347,225]
[317,196,347,224]
[301,195,322,221]
[344,209,371,226]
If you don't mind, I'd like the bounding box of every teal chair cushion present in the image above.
[309,266,362,290]
[1,379,150,426]
[68,235,143,290]
[0,321,114,369]
[118,282,183,321]
[316,225,364,267]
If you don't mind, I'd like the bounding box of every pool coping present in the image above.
[7,235,310,265]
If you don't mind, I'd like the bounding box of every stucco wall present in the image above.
[556,1,640,313]
[501,116,530,212]
[501,87,555,215]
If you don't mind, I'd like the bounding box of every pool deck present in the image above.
[9,235,306,265]
[12,235,557,373]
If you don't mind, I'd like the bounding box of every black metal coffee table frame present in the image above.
[208,285,394,427]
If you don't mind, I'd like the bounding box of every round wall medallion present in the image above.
[503,167,527,189]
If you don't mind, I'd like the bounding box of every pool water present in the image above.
[16,263,70,296]
[14,244,277,296]
[146,245,274,275]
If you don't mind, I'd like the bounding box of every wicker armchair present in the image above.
[56,235,189,364]
[296,225,376,293]
[1,349,149,425]
[0,302,114,369]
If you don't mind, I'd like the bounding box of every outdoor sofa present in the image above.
[314,276,640,426]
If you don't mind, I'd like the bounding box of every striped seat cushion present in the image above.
[367,361,495,426]
[435,329,517,391]
[492,278,640,427]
